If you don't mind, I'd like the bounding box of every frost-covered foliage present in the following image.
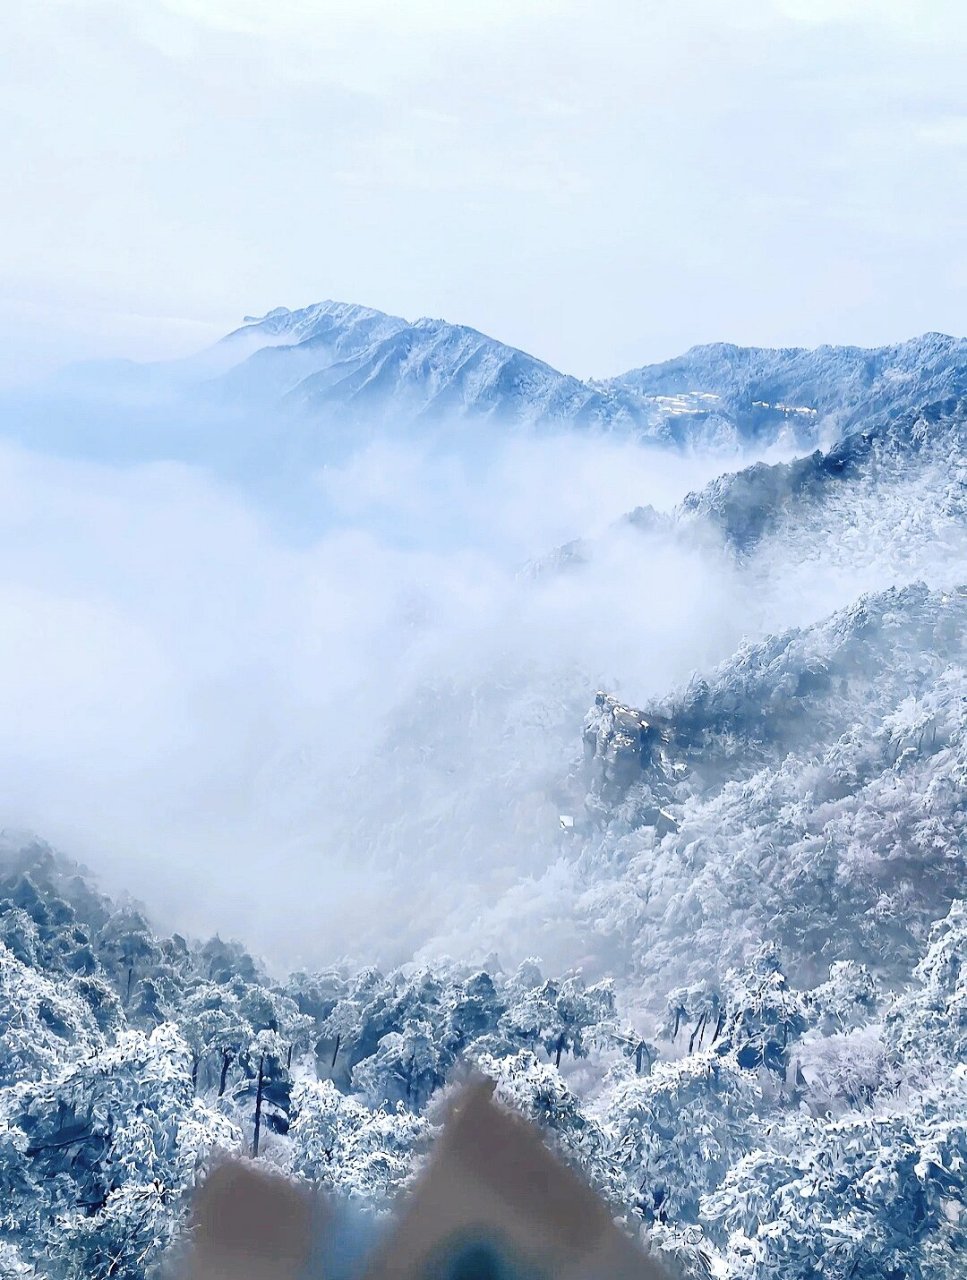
[285,1079,430,1204]
[0,844,624,1277]
[0,839,963,1280]
[493,580,967,1000]
[4,1026,238,1280]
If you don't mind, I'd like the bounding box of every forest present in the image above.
[0,829,963,1280]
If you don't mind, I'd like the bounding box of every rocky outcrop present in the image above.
[582,693,680,826]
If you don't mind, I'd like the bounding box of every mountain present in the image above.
[571,581,967,987]
[676,391,967,553]
[532,391,967,615]
[209,301,650,434]
[212,301,412,401]
[449,393,967,996]
[287,317,632,429]
[605,331,967,449]
[207,310,967,450]
[26,302,967,459]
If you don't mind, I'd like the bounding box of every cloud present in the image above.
[769,0,961,34]
[0,419,749,968]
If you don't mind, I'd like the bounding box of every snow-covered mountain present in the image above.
[605,330,967,449]
[4,304,967,1280]
[570,580,967,986]
[209,308,967,450]
[676,392,967,557]
[25,302,967,467]
[430,390,967,991]
[53,300,965,452]
[208,301,648,434]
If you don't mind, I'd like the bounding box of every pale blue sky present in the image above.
[2,0,966,382]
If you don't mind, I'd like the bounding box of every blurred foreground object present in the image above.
[182,1156,315,1280]
[182,1081,668,1279]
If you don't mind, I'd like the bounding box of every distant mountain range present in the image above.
[58,300,967,453]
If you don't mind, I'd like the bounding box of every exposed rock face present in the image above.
[582,693,678,825]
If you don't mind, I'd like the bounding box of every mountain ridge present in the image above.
[51,299,967,453]
[206,309,967,449]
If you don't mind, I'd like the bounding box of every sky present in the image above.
[2,0,966,384]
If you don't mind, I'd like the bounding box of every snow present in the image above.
[3,305,967,1276]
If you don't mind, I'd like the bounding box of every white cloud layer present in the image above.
[0,427,743,966]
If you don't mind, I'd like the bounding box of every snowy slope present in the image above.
[606,331,967,449]
[213,301,411,401]
[210,304,651,433]
[536,393,967,616]
[417,397,967,993]
[445,578,967,1002]
[287,317,635,429]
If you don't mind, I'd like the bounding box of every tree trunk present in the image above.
[699,1010,711,1048]
[125,966,134,1004]
[689,1011,708,1055]
[330,1033,341,1071]
[252,1055,265,1157]
[286,1044,293,1071]
[218,1050,233,1098]
[191,1054,198,1093]
[555,1032,566,1068]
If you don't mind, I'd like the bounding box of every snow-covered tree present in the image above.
[95,909,160,1006]
[0,943,100,1085]
[886,898,967,1071]
[717,943,809,1073]
[286,1078,430,1206]
[702,1073,967,1280]
[475,1051,625,1208]
[2,1023,239,1279]
[351,1021,444,1111]
[603,1049,762,1225]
